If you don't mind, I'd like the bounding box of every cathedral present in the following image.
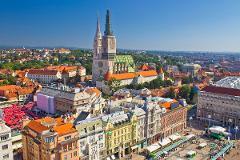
[92,10,164,92]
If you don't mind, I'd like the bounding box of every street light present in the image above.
[189,116,193,128]
[234,126,239,140]
[208,115,211,128]
[228,118,232,133]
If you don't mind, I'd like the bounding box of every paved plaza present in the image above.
[157,119,238,160]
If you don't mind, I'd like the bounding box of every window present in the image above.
[84,128,87,133]
[3,154,9,159]
[64,136,71,141]
[99,143,103,148]
[63,145,67,152]
[45,137,54,143]
[2,144,8,150]
[98,135,103,141]
[80,141,85,146]
[74,151,78,157]
[1,135,9,141]
[64,155,67,160]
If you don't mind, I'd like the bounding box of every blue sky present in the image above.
[0,0,240,52]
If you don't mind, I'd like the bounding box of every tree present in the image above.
[182,76,193,84]
[166,87,176,99]
[179,85,191,102]
[107,78,121,93]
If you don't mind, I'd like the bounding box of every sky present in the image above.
[0,0,240,52]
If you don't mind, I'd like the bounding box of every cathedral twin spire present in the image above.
[95,9,113,40]
[95,16,102,39]
[104,10,113,36]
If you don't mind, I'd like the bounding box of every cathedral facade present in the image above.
[92,10,164,93]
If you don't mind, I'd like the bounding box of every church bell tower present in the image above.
[92,10,116,84]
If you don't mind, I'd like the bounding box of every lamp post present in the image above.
[189,116,193,128]
[234,126,239,140]
[228,118,232,133]
[208,115,211,128]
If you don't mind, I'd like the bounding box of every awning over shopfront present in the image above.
[159,137,171,147]
[186,134,195,140]
[146,143,161,153]
[169,133,181,141]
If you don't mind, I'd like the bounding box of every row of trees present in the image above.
[0,60,49,70]
[126,78,172,90]
[0,49,94,75]
[0,75,16,86]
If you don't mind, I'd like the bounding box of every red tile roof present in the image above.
[202,86,240,96]
[158,68,164,74]
[0,85,20,91]
[85,87,101,97]
[46,66,77,72]
[104,70,158,81]
[28,69,59,75]
[27,120,49,133]
[139,64,152,71]
[26,117,76,135]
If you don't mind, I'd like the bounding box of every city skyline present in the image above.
[1,0,240,52]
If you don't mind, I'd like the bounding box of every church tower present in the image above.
[102,10,116,60]
[93,16,102,59]
[92,10,117,84]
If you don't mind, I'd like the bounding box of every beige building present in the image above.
[181,63,201,76]
[55,87,105,114]
[197,85,240,127]
[55,90,91,113]
[22,117,80,160]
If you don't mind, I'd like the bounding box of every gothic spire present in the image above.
[104,9,113,36]
[95,16,102,39]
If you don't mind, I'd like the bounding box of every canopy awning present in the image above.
[209,126,226,133]
[187,150,196,156]
[186,134,195,140]
[199,143,207,148]
[169,133,181,141]
[146,143,161,153]
[159,137,171,147]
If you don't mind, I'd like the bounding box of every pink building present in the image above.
[37,93,55,114]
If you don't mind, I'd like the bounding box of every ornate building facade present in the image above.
[92,10,116,83]
[92,10,139,83]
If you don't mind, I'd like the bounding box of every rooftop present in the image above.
[105,70,158,81]
[0,121,11,133]
[28,69,59,75]
[215,76,240,89]
[26,117,76,136]
[201,85,240,97]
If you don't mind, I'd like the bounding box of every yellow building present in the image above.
[102,112,137,159]
[22,117,80,160]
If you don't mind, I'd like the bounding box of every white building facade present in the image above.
[0,122,13,160]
